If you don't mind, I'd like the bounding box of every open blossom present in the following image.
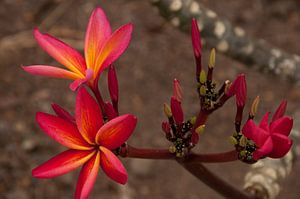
[32,87,137,199]
[23,7,133,91]
[242,100,293,160]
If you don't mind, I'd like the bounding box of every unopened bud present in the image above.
[239,135,247,147]
[189,116,196,125]
[199,70,206,84]
[163,103,172,118]
[173,79,183,102]
[208,48,216,69]
[195,125,205,135]
[162,121,171,134]
[169,146,176,153]
[199,85,206,96]
[224,81,232,96]
[250,96,260,117]
[229,136,238,145]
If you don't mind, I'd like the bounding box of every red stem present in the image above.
[120,145,238,163]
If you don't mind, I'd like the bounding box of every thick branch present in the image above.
[178,160,255,199]
[151,0,300,82]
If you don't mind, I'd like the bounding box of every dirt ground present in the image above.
[0,0,300,198]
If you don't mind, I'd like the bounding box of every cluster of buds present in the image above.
[161,18,294,164]
[162,79,197,157]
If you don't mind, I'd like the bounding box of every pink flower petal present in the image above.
[100,146,127,184]
[36,112,92,150]
[271,100,287,122]
[34,29,86,75]
[22,65,81,79]
[242,120,268,147]
[84,7,111,70]
[270,116,293,136]
[94,23,133,76]
[170,96,184,124]
[259,112,270,131]
[51,103,75,123]
[32,149,95,178]
[95,114,137,149]
[253,137,273,160]
[76,87,103,144]
[75,152,100,199]
[269,133,293,158]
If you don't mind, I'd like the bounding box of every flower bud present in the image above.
[104,102,117,120]
[162,121,171,135]
[173,78,182,102]
[195,124,205,135]
[208,48,216,69]
[108,65,118,104]
[199,70,206,84]
[170,97,184,124]
[191,18,202,59]
[249,96,260,118]
[163,103,172,118]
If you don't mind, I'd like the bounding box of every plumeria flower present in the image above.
[242,100,293,160]
[23,7,133,91]
[32,87,137,199]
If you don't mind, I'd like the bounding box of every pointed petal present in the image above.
[270,116,293,136]
[269,133,293,158]
[271,100,287,122]
[170,96,184,124]
[22,65,81,79]
[96,114,137,149]
[253,137,273,160]
[32,149,95,178]
[94,23,133,76]
[242,120,269,147]
[36,112,92,150]
[100,146,127,184]
[34,29,86,75]
[76,87,103,144]
[75,152,100,199]
[85,7,111,70]
[51,103,75,123]
[259,112,270,131]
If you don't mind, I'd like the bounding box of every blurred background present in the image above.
[0,0,300,198]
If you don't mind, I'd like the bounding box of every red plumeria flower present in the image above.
[23,7,133,91]
[242,100,293,160]
[32,87,137,199]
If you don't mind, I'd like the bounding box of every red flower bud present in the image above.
[170,96,184,125]
[162,121,171,135]
[173,79,182,102]
[191,18,202,76]
[226,74,247,107]
[104,102,118,120]
[108,65,119,104]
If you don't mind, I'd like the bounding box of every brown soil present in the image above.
[0,0,300,198]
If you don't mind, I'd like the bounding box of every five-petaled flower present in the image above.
[242,100,293,160]
[23,7,133,91]
[32,87,137,199]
